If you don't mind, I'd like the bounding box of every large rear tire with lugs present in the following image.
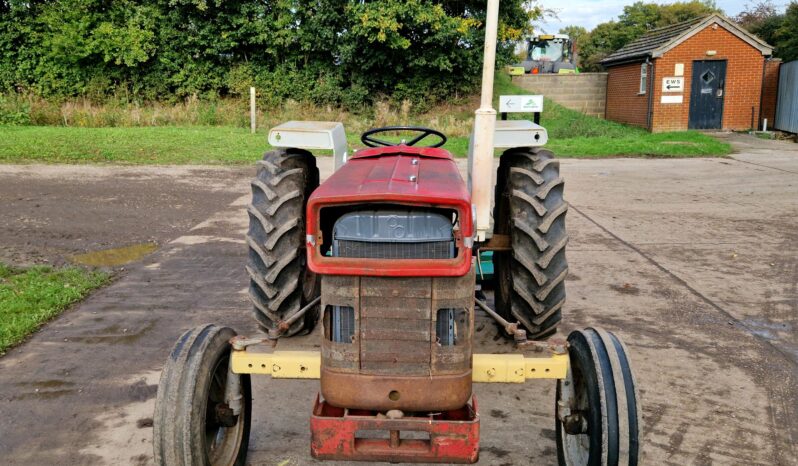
[493,147,568,339]
[246,149,320,336]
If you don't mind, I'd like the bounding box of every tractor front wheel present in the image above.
[493,147,568,339]
[555,328,641,465]
[153,325,252,466]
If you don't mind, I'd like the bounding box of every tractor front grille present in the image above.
[331,208,456,260]
[335,239,453,259]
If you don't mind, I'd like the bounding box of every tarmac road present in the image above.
[0,133,796,465]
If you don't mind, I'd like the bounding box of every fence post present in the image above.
[250,87,256,134]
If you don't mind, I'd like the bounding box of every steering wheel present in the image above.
[361,126,447,148]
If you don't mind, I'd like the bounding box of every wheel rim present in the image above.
[558,366,590,465]
[204,355,246,466]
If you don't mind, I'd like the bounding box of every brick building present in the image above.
[602,15,773,132]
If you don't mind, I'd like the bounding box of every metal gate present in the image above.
[689,60,727,130]
[775,60,798,133]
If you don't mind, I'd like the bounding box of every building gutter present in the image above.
[601,55,649,67]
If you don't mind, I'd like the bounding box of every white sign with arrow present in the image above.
[499,95,544,113]
[662,77,684,93]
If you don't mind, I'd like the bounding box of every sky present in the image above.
[538,0,790,33]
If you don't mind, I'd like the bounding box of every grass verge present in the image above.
[0,122,729,163]
[0,73,730,162]
[0,263,110,354]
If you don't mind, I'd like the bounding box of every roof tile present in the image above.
[601,16,707,64]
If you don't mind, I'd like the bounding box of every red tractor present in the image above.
[152,2,641,464]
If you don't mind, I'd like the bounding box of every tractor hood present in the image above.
[312,145,470,202]
[306,145,473,277]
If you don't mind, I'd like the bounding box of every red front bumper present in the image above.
[310,394,480,463]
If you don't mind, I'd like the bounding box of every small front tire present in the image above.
[154,325,252,466]
[556,328,641,465]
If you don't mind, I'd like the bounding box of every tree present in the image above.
[735,0,780,28]
[0,0,543,109]
[577,1,721,71]
[775,2,798,61]
[558,25,588,67]
[559,25,587,45]
[734,1,797,61]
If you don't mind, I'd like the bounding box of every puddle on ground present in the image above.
[741,318,792,340]
[741,318,798,364]
[70,243,158,267]
[69,320,157,345]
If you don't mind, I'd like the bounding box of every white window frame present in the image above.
[639,62,648,95]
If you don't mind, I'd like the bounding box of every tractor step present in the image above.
[310,394,480,463]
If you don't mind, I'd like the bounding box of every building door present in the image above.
[689,60,726,129]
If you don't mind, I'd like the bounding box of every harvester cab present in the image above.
[153,1,641,465]
[513,33,578,75]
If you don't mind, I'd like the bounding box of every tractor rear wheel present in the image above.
[246,149,320,336]
[493,147,568,339]
[153,324,252,466]
[555,328,641,465]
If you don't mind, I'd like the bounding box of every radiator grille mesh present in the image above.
[335,240,454,259]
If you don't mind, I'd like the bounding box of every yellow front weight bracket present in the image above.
[231,350,568,382]
[232,350,321,379]
[471,353,568,382]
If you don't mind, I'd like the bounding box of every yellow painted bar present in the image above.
[232,350,320,378]
[525,353,569,379]
[472,353,568,382]
[232,350,568,382]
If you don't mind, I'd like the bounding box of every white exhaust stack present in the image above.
[469,0,500,241]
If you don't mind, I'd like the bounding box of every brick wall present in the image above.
[514,73,607,117]
[605,62,650,128]
[651,25,765,132]
[760,58,781,130]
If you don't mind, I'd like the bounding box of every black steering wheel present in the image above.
[361,126,447,148]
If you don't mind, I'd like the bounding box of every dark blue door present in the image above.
[689,60,726,129]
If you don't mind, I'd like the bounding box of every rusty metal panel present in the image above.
[359,297,431,319]
[320,267,476,407]
[311,394,479,464]
[431,268,475,375]
[321,275,360,371]
[359,317,429,341]
[360,277,432,298]
[432,271,475,300]
[359,276,433,376]
[320,370,473,412]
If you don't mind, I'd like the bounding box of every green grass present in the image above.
[493,74,730,157]
[548,131,730,157]
[0,73,730,163]
[0,126,271,164]
[0,263,110,354]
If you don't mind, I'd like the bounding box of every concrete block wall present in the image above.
[513,73,608,117]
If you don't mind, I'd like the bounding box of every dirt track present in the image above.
[0,132,796,465]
